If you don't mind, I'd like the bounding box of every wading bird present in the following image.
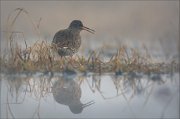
[52,20,95,57]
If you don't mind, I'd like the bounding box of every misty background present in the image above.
[0,1,179,61]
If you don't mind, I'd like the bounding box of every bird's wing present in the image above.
[52,29,71,48]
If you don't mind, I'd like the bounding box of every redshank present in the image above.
[52,20,95,57]
[52,75,95,114]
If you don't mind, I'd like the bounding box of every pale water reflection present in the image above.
[0,72,179,118]
[52,74,95,114]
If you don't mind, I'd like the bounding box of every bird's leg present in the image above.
[70,56,74,64]
[60,56,65,70]
[63,56,72,70]
[68,55,75,68]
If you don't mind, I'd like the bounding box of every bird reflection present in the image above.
[52,73,94,114]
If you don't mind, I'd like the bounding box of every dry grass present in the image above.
[0,8,179,74]
[1,40,178,74]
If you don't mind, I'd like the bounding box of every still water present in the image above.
[0,72,179,118]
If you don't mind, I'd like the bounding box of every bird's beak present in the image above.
[82,26,95,34]
[82,100,95,108]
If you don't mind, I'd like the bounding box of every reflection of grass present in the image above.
[1,8,178,73]
[4,72,177,118]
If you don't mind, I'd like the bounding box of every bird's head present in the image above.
[69,20,95,34]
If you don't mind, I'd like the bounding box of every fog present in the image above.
[1,1,179,59]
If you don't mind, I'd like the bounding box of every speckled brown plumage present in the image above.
[52,20,95,57]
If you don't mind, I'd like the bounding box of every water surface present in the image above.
[1,72,179,118]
